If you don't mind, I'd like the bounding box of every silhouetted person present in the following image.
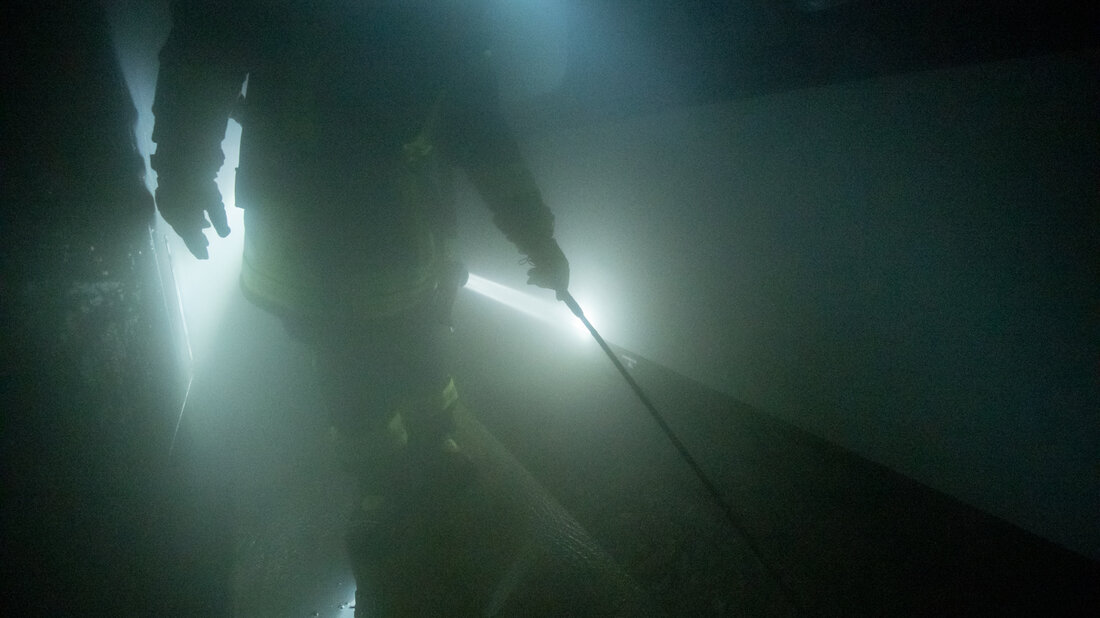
[150,0,570,612]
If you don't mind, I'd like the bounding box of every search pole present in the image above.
[559,291,804,614]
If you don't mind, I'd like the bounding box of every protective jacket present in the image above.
[152,0,556,317]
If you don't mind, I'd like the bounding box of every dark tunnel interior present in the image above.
[2,0,1098,615]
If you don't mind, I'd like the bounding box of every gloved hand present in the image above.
[523,237,570,299]
[154,175,230,259]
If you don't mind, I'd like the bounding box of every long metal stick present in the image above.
[559,291,804,613]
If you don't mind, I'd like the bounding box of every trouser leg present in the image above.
[285,302,467,614]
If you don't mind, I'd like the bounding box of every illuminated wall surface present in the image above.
[105,0,1097,559]
[465,54,1099,560]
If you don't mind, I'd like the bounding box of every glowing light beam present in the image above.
[465,273,559,323]
[465,273,598,342]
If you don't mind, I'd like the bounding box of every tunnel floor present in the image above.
[8,286,1097,616]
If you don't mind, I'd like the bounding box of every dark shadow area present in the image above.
[521,0,1100,130]
[1,2,233,613]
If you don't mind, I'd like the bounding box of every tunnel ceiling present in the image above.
[519,0,1098,127]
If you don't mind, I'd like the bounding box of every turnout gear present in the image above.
[152,0,567,289]
[522,236,570,298]
[149,0,244,260]
[151,168,230,260]
[151,0,573,610]
[338,378,474,617]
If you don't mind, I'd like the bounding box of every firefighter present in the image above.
[150,0,569,611]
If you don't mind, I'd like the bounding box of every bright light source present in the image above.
[465,273,596,342]
[569,303,595,341]
[465,273,558,324]
[339,586,357,614]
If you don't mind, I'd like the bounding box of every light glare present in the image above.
[465,273,594,342]
[158,119,246,363]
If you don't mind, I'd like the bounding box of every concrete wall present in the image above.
[457,51,1099,558]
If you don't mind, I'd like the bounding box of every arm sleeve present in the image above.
[437,7,556,255]
[150,0,250,180]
